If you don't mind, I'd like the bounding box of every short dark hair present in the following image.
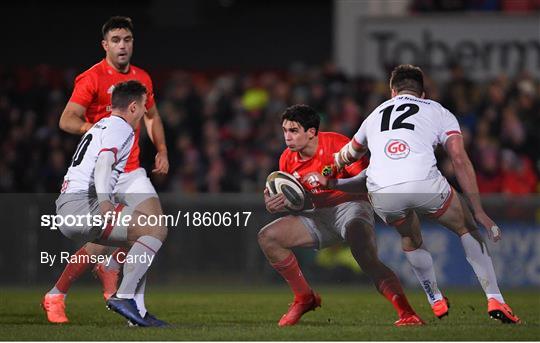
[389,64,424,96]
[281,104,320,134]
[102,16,133,38]
[111,80,147,110]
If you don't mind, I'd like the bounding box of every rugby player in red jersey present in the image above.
[42,16,169,327]
[258,104,423,327]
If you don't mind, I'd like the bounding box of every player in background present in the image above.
[259,104,424,327]
[41,17,169,326]
[56,80,168,327]
[326,64,520,324]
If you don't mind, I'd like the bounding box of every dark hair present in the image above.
[102,16,133,38]
[111,80,147,110]
[281,104,320,134]
[389,64,424,96]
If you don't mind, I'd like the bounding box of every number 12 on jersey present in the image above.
[380,103,419,132]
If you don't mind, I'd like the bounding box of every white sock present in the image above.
[461,232,504,303]
[134,275,147,317]
[404,245,443,305]
[117,236,162,299]
[48,286,65,296]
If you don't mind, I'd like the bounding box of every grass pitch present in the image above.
[0,286,538,341]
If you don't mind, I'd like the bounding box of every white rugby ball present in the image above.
[266,171,306,212]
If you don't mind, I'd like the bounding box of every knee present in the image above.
[84,243,109,256]
[345,219,371,234]
[257,225,281,250]
[141,224,168,243]
[129,225,168,245]
[152,226,168,242]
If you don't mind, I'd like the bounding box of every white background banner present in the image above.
[335,9,540,80]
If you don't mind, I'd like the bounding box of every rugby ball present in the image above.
[266,171,306,211]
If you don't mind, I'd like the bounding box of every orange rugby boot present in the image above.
[394,313,425,326]
[278,291,322,327]
[93,263,119,301]
[488,298,521,324]
[41,293,68,324]
[432,296,450,319]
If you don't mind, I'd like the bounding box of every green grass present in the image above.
[0,286,538,340]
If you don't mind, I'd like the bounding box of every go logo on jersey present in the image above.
[384,139,410,159]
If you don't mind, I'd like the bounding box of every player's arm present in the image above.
[263,152,290,213]
[334,139,367,169]
[303,169,367,194]
[445,134,501,241]
[59,102,93,135]
[334,123,368,169]
[263,188,287,213]
[143,104,169,175]
[94,150,116,215]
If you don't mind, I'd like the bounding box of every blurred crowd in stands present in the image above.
[410,0,540,12]
[0,62,538,194]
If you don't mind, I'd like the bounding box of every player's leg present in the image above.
[258,215,321,326]
[42,242,116,324]
[392,211,448,318]
[92,247,126,301]
[370,189,448,318]
[100,198,168,327]
[345,218,423,326]
[434,189,521,323]
[107,168,163,324]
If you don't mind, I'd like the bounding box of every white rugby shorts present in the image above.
[298,200,374,249]
[113,167,158,208]
[55,193,133,244]
[368,173,453,226]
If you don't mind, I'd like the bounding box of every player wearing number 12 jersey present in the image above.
[332,64,520,324]
[259,104,423,327]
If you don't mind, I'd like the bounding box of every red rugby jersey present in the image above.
[279,131,369,208]
[69,59,155,172]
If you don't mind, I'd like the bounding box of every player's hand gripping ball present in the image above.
[265,171,306,212]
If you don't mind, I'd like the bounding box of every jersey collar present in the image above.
[102,58,132,75]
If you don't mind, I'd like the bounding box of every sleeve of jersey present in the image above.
[69,73,96,108]
[99,125,133,168]
[438,108,461,146]
[352,121,368,146]
[278,151,288,172]
[332,133,367,177]
[95,151,115,203]
[144,74,156,110]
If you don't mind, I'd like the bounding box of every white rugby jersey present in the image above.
[61,116,135,194]
[353,94,460,190]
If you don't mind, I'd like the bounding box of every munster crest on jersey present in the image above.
[322,165,334,177]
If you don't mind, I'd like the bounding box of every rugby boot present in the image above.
[129,312,170,327]
[432,296,450,319]
[278,291,321,327]
[394,313,425,326]
[488,298,521,324]
[107,296,150,327]
[41,293,69,324]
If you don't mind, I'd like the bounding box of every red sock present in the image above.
[376,275,415,318]
[271,253,312,300]
[54,247,93,293]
